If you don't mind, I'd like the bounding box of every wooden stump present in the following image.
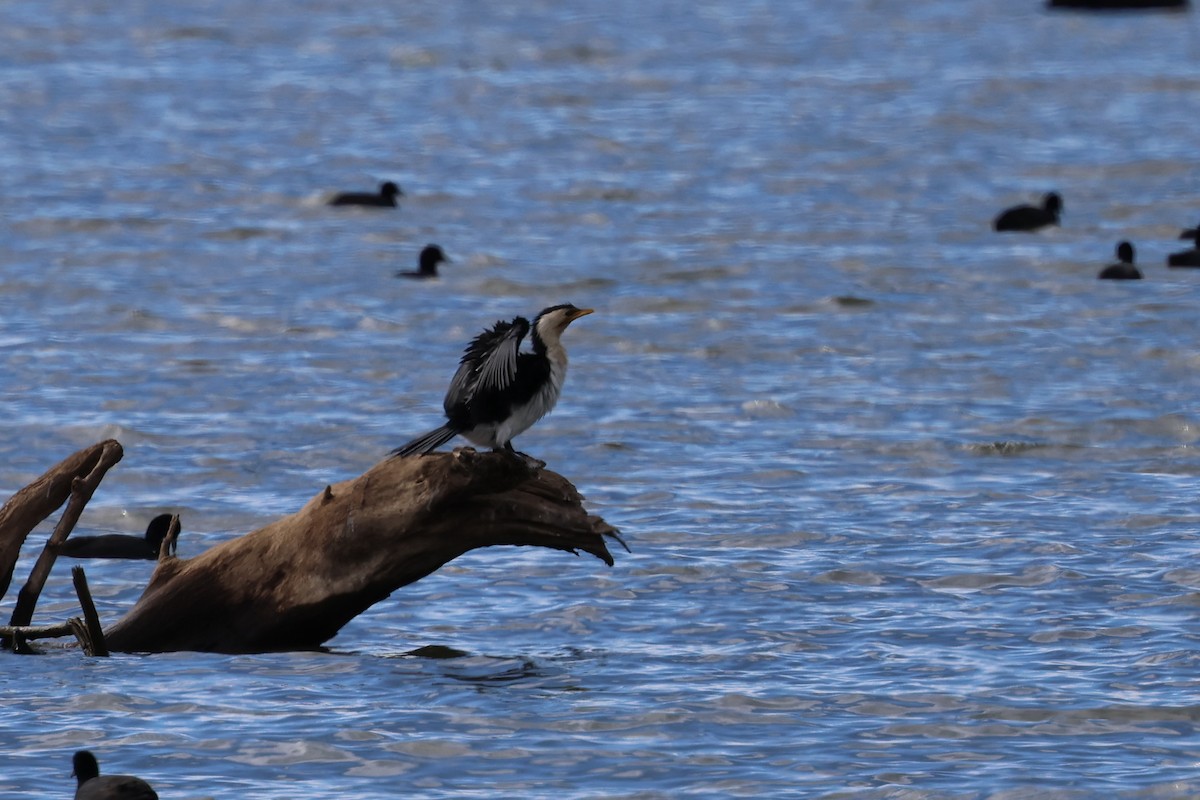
[104,449,623,654]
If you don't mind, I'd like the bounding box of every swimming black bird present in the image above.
[72,751,158,800]
[328,181,403,208]
[393,304,594,458]
[1168,228,1200,267]
[60,514,175,560]
[1098,241,1142,280]
[993,192,1063,232]
[396,244,450,279]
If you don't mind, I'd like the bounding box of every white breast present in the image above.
[463,342,568,450]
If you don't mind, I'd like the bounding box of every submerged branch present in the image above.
[7,440,124,630]
[104,449,622,654]
[0,440,123,603]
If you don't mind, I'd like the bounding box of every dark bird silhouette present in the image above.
[1098,241,1142,280]
[393,304,594,458]
[72,751,158,800]
[396,244,450,279]
[993,192,1062,232]
[60,514,175,560]
[1178,222,1200,240]
[1168,228,1200,267]
[328,181,403,208]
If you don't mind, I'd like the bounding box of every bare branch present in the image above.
[104,449,622,654]
[0,440,122,601]
[6,441,124,629]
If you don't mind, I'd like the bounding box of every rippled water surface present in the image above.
[4,1,1200,797]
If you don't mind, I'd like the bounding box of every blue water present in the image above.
[4,1,1200,797]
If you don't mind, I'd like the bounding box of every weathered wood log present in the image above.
[0,619,95,653]
[0,440,123,603]
[72,567,108,657]
[0,621,77,640]
[7,440,124,630]
[7,568,112,655]
[104,449,624,654]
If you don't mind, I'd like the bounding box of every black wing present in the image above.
[994,205,1033,230]
[443,317,530,415]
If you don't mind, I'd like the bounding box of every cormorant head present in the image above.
[1044,192,1062,215]
[1116,241,1134,263]
[381,181,403,199]
[72,751,100,783]
[533,304,594,346]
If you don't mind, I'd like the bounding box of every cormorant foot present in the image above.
[497,444,545,470]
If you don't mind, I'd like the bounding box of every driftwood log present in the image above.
[0,441,125,653]
[7,441,124,632]
[0,440,124,604]
[104,448,623,654]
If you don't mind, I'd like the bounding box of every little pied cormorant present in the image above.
[393,304,594,458]
[328,181,403,208]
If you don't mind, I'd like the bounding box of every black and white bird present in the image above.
[328,181,403,208]
[72,751,158,800]
[393,304,594,458]
[396,244,450,279]
[1098,241,1142,280]
[993,191,1062,232]
[60,514,175,561]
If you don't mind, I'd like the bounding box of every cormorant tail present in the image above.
[392,424,461,457]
